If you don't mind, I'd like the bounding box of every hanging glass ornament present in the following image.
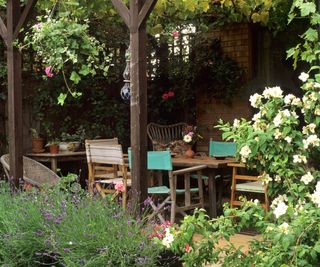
[120,47,131,101]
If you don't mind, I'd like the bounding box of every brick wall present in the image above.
[196,23,253,153]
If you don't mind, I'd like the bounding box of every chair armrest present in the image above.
[172,165,207,175]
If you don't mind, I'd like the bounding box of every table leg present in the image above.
[208,170,217,218]
[51,158,58,173]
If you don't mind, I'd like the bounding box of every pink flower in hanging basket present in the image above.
[162,93,169,101]
[115,182,125,192]
[45,66,53,78]
[172,31,179,38]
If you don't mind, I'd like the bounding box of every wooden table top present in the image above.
[172,156,237,168]
[27,151,86,158]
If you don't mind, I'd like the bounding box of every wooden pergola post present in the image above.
[112,0,157,204]
[0,0,38,189]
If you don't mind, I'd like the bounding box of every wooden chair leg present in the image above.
[170,173,177,224]
[264,186,269,212]
[230,167,237,208]
[197,170,204,208]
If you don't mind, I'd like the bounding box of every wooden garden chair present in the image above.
[85,142,130,208]
[0,154,59,188]
[129,150,206,223]
[147,122,187,150]
[228,163,269,211]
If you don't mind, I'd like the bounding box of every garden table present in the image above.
[171,156,237,218]
[26,151,86,173]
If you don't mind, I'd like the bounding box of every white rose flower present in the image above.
[284,136,292,143]
[273,201,288,218]
[310,182,320,207]
[315,109,320,116]
[249,93,262,108]
[301,172,314,185]
[293,155,307,164]
[282,109,291,117]
[309,123,316,133]
[252,112,262,122]
[183,134,192,143]
[310,92,318,101]
[162,228,174,248]
[275,175,281,182]
[298,72,309,82]
[292,97,302,106]
[274,129,282,140]
[263,86,283,99]
[278,222,290,234]
[233,119,240,128]
[240,145,251,159]
[314,82,320,88]
[284,94,295,105]
[258,172,272,186]
[273,113,282,127]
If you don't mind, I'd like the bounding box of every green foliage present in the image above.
[0,179,161,266]
[22,13,111,103]
[287,0,320,69]
[212,0,292,32]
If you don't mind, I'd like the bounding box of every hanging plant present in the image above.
[22,12,112,104]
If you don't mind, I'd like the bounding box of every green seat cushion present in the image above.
[234,181,264,193]
[148,186,170,194]
[176,188,199,194]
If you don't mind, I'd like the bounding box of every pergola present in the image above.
[2,0,156,203]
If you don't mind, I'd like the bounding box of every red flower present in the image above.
[185,243,191,253]
[168,91,175,97]
[162,93,169,101]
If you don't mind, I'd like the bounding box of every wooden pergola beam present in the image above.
[112,0,157,205]
[13,0,38,40]
[2,0,38,189]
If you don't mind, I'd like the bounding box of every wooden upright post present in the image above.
[7,0,22,188]
[112,0,157,204]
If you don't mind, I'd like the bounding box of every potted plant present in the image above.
[59,127,86,152]
[46,140,60,154]
[30,128,45,153]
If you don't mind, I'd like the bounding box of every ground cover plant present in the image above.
[0,176,163,267]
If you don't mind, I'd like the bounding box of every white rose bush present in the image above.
[213,75,320,266]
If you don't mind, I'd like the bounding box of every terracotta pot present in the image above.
[185,145,195,158]
[49,144,59,154]
[32,138,45,153]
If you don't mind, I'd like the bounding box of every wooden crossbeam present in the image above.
[13,0,38,40]
[138,0,157,29]
[0,16,7,45]
[111,0,130,28]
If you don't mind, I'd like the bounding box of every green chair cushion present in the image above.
[148,186,170,194]
[176,188,199,194]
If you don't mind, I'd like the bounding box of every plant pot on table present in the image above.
[32,137,45,153]
[49,144,59,154]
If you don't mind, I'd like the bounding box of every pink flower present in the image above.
[45,66,53,77]
[33,23,42,30]
[115,182,125,192]
[172,31,179,38]
[188,131,194,136]
[185,243,191,253]
[168,91,175,97]
[162,93,169,101]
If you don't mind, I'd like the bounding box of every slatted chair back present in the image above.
[228,163,269,211]
[209,140,237,157]
[1,154,59,188]
[85,142,129,208]
[128,150,172,171]
[147,122,187,150]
